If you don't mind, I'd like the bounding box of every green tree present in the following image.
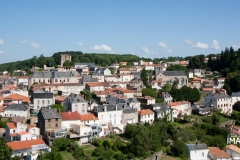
[233,101,240,112]
[52,138,70,151]
[160,83,172,93]
[51,104,65,112]
[171,140,185,156]
[0,137,12,160]
[212,113,220,125]
[142,88,158,98]
[141,68,148,87]
[63,60,74,69]
[80,89,92,101]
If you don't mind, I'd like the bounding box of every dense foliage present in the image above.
[0,137,12,160]
[51,104,65,112]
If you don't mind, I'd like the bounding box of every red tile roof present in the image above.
[0,106,4,112]
[138,109,153,115]
[7,139,45,151]
[60,111,81,121]
[55,95,67,102]
[86,82,104,87]
[4,94,30,102]
[208,147,231,158]
[6,123,16,129]
[168,101,189,107]
[226,145,240,153]
[79,114,99,121]
[9,133,17,136]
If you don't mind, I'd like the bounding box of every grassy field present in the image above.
[60,151,75,160]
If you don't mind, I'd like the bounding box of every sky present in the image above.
[0,0,240,63]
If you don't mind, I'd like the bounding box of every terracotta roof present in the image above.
[226,145,240,153]
[138,109,153,115]
[4,94,30,102]
[17,132,30,135]
[94,90,109,95]
[208,147,231,158]
[202,88,215,91]
[7,139,46,151]
[60,111,81,121]
[116,88,132,93]
[79,114,99,121]
[86,82,104,87]
[168,101,189,107]
[118,68,131,71]
[0,97,4,101]
[143,96,155,100]
[55,95,67,102]
[6,123,16,129]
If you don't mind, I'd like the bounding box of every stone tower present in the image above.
[60,54,72,67]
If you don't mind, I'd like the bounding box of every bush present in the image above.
[92,138,102,147]
[92,147,104,157]
[114,152,125,160]
[103,140,112,149]
[127,152,135,159]
[52,138,70,151]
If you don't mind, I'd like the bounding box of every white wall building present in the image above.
[185,143,209,160]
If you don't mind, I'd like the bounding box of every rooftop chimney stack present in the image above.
[104,105,107,112]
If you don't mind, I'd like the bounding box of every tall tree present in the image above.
[141,68,148,87]
[0,137,12,160]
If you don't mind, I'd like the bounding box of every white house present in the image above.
[60,111,81,131]
[63,93,88,114]
[17,76,29,86]
[168,101,192,117]
[31,91,54,112]
[85,82,105,92]
[71,124,92,144]
[79,113,99,125]
[204,93,232,115]
[3,103,30,118]
[92,105,123,133]
[7,139,50,160]
[185,143,209,160]
[119,74,134,82]
[5,122,40,142]
[138,109,154,124]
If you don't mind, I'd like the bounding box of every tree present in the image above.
[0,137,12,160]
[51,104,65,112]
[141,68,148,87]
[52,138,70,151]
[80,90,92,101]
[142,88,158,99]
[233,101,240,112]
[160,83,171,93]
[63,60,73,69]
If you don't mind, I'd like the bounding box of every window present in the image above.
[37,100,40,104]
[114,114,116,118]
[55,79,58,83]
[32,129,35,134]
[20,128,23,132]
[75,105,78,111]
[67,79,69,82]
[55,123,58,127]
[48,119,51,122]
[110,114,112,118]
[42,100,45,104]
[82,104,85,110]
[48,100,50,104]
[202,152,204,157]
[56,118,58,122]
[48,124,51,128]
[101,115,103,120]
[37,106,39,109]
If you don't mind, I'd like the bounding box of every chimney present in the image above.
[104,105,107,112]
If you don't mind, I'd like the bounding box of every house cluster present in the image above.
[185,142,240,160]
[0,55,239,159]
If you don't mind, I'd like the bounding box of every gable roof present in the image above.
[29,71,76,79]
[32,92,53,99]
[60,111,80,121]
[226,144,240,153]
[4,103,28,111]
[7,139,46,151]
[6,123,16,129]
[168,101,189,107]
[79,114,99,121]
[186,143,208,150]
[208,147,231,158]
[93,104,123,112]
[38,108,62,119]
[4,94,30,102]
[86,82,104,87]
[138,109,153,115]
[163,70,186,76]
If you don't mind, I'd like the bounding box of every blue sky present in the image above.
[0,0,240,63]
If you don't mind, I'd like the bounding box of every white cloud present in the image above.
[158,42,168,48]
[184,39,192,45]
[211,40,220,49]
[0,50,4,54]
[192,42,209,49]
[20,39,27,44]
[93,44,113,52]
[0,39,4,45]
[30,42,41,49]
[232,45,240,50]
[165,49,172,53]
[142,47,158,54]
[76,42,84,46]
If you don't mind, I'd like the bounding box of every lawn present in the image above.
[219,117,231,123]
[60,151,75,160]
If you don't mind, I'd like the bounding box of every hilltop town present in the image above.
[1,48,240,160]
